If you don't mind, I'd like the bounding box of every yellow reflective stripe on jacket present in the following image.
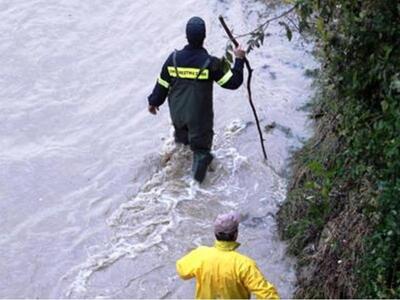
[157,76,170,89]
[217,69,233,86]
[167,66,209,80]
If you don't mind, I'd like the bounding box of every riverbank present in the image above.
[277,1,399,298]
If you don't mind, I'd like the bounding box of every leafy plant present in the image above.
[286,0,399,297]
[221,5,297,62]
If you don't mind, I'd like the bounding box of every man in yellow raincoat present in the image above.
[176,212,279,299]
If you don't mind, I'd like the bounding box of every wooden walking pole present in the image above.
[218,16,268,161]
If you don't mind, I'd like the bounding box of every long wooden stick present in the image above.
[218,16,268,160]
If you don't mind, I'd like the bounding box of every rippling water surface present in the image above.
[0,0,316,298]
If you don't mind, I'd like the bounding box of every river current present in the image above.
[0,0,316,298]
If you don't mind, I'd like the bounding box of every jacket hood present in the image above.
[186,16,206,48]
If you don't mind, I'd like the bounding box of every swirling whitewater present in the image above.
[0,0,316,298]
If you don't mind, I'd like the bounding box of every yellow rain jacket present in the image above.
[176,240,279,299]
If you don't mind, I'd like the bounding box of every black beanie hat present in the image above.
[186,16,206,47]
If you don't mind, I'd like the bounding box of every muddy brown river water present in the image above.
[0,0,316,297]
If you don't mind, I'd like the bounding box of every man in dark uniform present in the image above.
[148,16,245,183]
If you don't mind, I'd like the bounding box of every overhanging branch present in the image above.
[219,16,268,161]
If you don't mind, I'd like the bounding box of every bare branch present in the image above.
[219,16,268,161]
[233,5,297,39]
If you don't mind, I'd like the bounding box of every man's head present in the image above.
[186,16,206,48]
[214,212,241,241]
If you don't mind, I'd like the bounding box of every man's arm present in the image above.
[147,53,172,114]
[212,45,246,90]
[176,249,199,280]
[242,261,280,299]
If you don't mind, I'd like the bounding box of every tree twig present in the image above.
[233,5,297,39]
[219,15,268,161]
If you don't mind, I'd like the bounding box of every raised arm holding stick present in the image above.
[219,15,268,161]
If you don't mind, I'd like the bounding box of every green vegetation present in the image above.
[276,0,400,298]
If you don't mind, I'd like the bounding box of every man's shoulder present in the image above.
[196,245,214,252]
[186,245,213,253]
[233,250,257,266]
[163,51,176,65]
[207,55,223,72]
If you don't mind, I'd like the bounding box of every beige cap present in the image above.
[214,212,241,234]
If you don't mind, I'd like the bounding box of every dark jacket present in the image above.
[148,44,244,107]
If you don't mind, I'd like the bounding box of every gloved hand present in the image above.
[233,45,246,59]
[148,105,159,115]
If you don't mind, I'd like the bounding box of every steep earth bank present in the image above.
[277,1,399,298]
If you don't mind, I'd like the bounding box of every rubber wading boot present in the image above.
[192,152,213,183]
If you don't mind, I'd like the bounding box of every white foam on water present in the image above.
[0,0,317,298]
[65,119,254,296]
